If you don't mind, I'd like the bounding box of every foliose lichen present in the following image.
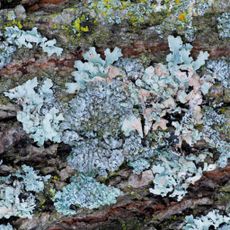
[207,59,230,88]
[183,209,230,230]
[86,0,154,25]
[63,79,134,139]
[217,12,230,39]
[0,224,14,230]
[128,158,150,175]
[4,26,63,56]
[54,174,122,215]
[202,108,230,168]
[0,164,50,219]
[150,150,216,201]
[63,78,141,176]
[154,0,214,41]
[0,41,16,69]
[67,139,124,177]
[4,77,64,146]
[0,26,63,70]
[4,34,229,210]
[66,47,122,93]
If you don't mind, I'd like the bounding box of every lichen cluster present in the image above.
[4,78,64,146]
[0,163,50,219]
[183,209,230,230]
[5,35,229,205]
[86,0,155,25]
[54,174,122,215]
[150,150,215,201]
[207,59,230,88]
[2,28,230,229]
[0,26,62,69]
[83,0,214,41]
[0,224,13,230]
[217,12,230,39]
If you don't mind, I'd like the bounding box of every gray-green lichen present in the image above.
[4,34,229,217]
[0,164,50,219]
[54,174,122,215]
[0,41,16,69]
[202,108,230,168]
[150,150,216,201]
[183,209,230,230]
[207,59,230,88]
[4,78,64,146]
[66,47,122,93]
[217,12,230,39]
[0,26,63,70]
[0,224,14,230]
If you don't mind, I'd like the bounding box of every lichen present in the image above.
[202,108,230,168]
[54,174,122,215]
[207,59,230,88]
[66,46,122,93]
[0,164,50,219]
[67,139,124,177]
[217,12,230,39]
[72,15,90,35]
[4,78,64,146]
[4,26,63,56]
[63,79,137,176]
[183,209,230,230]
[0,224,14,230]
[0,25,63,70]
[149,150,216,201]
[128,158,150,175]
[4,35,229,211]
[0,41,16,69]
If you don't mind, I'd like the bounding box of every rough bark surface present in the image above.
[0,1,229,230]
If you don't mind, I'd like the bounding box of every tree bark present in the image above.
[0,1,229,229]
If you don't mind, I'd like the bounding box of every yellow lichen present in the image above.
[4,19,23,29]
[72,16,89,34]
[178,12,186,22]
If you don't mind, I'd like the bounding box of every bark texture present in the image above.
[0,1,229,229]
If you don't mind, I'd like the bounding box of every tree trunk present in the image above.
[0,1,229,229]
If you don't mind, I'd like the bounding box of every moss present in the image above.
[48,188,56,199]
[216,192,230,208]
[52,175,60,182]
[121,221,127,230]
[220,185,230,193]
[37,195,47,209]
[117,218,143,230]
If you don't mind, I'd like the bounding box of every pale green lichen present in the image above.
[4,35,229,211]
[54,174,122,215]
[4,26,63,56]
[66,47,122,93]
[4,78,64,146]
[202,108,230,168]
[0,164,50,219]
[0,26,63,70]
[207,59,230,88]
[0,224,14,230]
[128,158,150,175]
[0,41,16,69]
[86,0,154,25]
[183,209,230,230]
[217,12,230,39]
[150,150,216,201]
